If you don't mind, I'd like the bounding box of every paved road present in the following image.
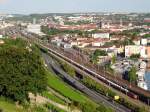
[42,53,131,112]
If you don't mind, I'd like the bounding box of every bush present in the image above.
[90,49,107,63]
[34,106,47,112]
[61,62,76,77]
[117,98,144,112]
[130,54,140,60]
[45,103,64,112]
[96,104,114,112]
[128,66,137,83]
[79,102,97,112]
[79,102,113,112]
[82,76,116,98]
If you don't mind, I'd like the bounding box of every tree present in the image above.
[122,38,135,46]
[103,42,114,47]
[111,55,116,64]
[130,54,140,60]
[90,50,107,64]
[128,67,137,83]
[0,39,47,103]
[94,49,107,56]
[143,34,150,38]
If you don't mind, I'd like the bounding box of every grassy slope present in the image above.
[46,71,97,105]
[0,71,96,112]
[0,99,24,112]
[42,91,66,105]
[0,66,115,112]
[0,99,66,112]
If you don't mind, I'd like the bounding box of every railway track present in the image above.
[39,43,150,105]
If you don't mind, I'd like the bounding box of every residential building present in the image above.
[146,46,150,58]
[26,24,45,36]
[0,35,3,38]
[136,69,145,81]
[125,45,147,58]
[141,38,147,45]
[0,40,4,44]
[133,37,141,45]
[138,81,148,90]
[60,42,72,49]
[97,56,111,64]
[91,38,110,47]
[92,33,110,39]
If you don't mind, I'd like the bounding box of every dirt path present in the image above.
[47,87,71,103]
[29,93,80,112]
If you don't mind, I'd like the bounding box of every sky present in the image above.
[0,0,150,14]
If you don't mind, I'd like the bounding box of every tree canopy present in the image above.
[90,49,107,63]
[94,49,107,57]
[128,66,137,83]
[0,38,47,103]
[130,54,140,60]
[143,34,150,38]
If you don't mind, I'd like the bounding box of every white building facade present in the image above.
[125,45,147,58]
[92,33,110,39]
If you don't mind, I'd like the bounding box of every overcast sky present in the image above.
[0,0,150,14]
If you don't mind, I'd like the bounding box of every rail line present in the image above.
[40,45,131,92]
[39,43,150,105]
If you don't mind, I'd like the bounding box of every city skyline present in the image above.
[0,0,150,14]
